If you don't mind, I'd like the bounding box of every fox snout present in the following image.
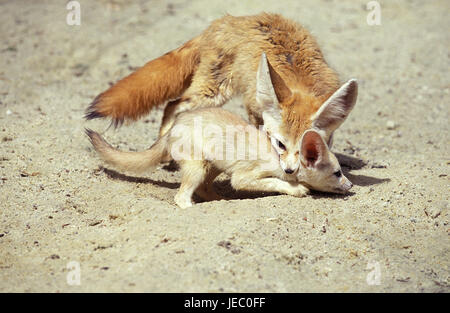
[279,154,299,175]
[340,176,353,192]
[281,163,298,175]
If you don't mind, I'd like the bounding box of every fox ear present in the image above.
[311,79,358,135]
[300,130,328,168]
[256,52,291,109]
[262,107,282,133]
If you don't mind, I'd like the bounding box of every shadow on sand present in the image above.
[336,153,391,187]
[101,167,180,190]
[99,152,390,202]
[335,152,367,170]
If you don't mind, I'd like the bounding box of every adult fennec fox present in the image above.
[85,13,358,176]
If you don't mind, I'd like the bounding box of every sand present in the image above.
[0,0,448,292]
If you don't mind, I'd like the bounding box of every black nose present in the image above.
[284,168,294,174]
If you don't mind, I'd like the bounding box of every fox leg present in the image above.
[174,160,207,209]
[159,75,233,137]
[194,166,223,201]
[248,114,263,128]
[245,104,264,128]
[242,92,264,128]
[160,98,186,137]
[159,95,225,137]
[231,172,309,198]
[159,95,213,137]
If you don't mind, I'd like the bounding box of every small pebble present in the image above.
[386,120,397,130]
[424,202,446,219]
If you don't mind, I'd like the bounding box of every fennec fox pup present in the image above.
[86,108,352,209]
[85,13,358,176]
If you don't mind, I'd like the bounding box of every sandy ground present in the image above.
[0,0,448,292]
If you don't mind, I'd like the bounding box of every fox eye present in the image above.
[277,140,286,151]
[333,170,342,178]
[271,137,286,152]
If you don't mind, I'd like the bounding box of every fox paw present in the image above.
[174,193,193,209]
[290,184,309,198]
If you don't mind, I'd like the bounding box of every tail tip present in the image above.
[84,96,124,128]
[85,128,96,143]
[84,110,103,120]
[84,96,104,120]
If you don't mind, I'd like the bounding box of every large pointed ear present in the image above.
[311,79,358,134]
[262,107,282,133]
[300,130,328,168]
[256,52,291,109]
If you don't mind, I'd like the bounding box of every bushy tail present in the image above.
[86,129,168,173]
[85,37,200,127]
